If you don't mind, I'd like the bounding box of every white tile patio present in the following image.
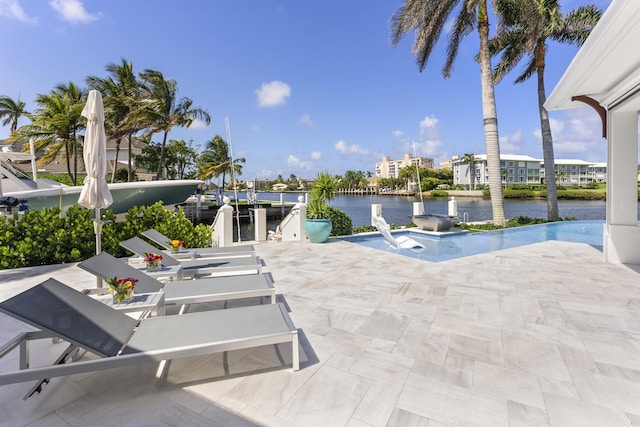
[0,238,639,426]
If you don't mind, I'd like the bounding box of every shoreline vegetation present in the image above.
[267,186,612,201]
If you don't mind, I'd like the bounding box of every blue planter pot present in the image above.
[304,219,332,243]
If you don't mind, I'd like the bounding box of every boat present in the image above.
[411,213,459,232]
[0,148,202,214]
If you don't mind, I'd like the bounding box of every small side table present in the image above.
[163,248,197,260]
[137,264,183,281]
[91,292,165,318]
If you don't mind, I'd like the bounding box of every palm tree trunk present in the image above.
[537,63,559,220]
[73,131,79,186]
[156,131,168,179]
[127,133,133,182]
[64,140,73,184]
[111,137,122,183]
[477,0,505,226]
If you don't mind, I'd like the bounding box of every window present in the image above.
[519,169,525,175]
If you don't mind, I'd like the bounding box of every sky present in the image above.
[0,0,614,181]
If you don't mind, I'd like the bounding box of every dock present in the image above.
[179,202,296,225]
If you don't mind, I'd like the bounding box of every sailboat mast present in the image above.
[412,140,425,210]
[225,115,242,243]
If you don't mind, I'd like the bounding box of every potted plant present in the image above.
[305,171,338,243]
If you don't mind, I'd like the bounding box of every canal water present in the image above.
[225,192,638,240]
[248,192,625,226]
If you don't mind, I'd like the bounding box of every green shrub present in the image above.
[327,206,352,236]
[352,225,377,234]
[429,190,449,197]
[503,188,536,198]
[556,190,604,200]
[0,202,211,269]
[585,181,599,189]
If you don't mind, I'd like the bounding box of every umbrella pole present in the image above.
[95,207,103,288]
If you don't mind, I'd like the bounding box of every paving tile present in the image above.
[1,239,640,426]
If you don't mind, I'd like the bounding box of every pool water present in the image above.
[341,220,604,263]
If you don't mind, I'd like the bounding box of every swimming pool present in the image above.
[341,220,604,262]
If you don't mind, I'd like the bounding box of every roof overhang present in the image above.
[545,0,640,114]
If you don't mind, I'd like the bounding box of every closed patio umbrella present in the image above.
[78,90,113,271]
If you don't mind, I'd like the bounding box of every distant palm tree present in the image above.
[198,135,245,190]
[87,58,143,182]
[490,0,602,220]
[463,153,476,190]
[136,69,211,178]
[16,82,86,184]
[390,0,506,225]
[0,95,29,136]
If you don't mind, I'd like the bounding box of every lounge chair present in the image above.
[78,252,276,312]
[142,229,255,258]
[120,236,262,277]
[0,278,299,399]
[372,215,425,249]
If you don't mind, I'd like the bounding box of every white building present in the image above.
[544,0,640,264]
[453,154,542,186]
[452,154,608,186]
[375,154,435,179]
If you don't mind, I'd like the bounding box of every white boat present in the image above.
[0,148,202,214]
[411,214,459,232]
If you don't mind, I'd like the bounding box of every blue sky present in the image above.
[0,0,613,180]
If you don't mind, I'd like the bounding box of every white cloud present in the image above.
[392,130,403,138]
[189,118,209,130]
[408,139,442,157]
[419,115,440,141]
[49,0,98,24]
[540,109,606,161]
[255,80,291,107]
[499,129,523,154]
[420,115,438,129]
[0,0,37,23]
[334,140,369,155]
[250,123,261,131]
[396,114,442,157]
[299,113,314,127]
[310,151,321,160]
[287,154,312,170]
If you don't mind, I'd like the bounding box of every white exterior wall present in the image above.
[604,110,640,264]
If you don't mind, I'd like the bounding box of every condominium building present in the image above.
[375,154,435,179]
[452,154,608,186]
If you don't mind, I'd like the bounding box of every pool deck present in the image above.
[1,239,640,426]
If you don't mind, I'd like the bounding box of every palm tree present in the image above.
[16,82,86,184]
[198,135,245,190]
[462,153,476,190]
[490,0,602,220]
[390,0,506,225]
[0,95,29,137]
[87,58,144,183]
[136,69,211,178]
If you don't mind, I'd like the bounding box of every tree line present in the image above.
[391,0,601,222]
[0,59,224,185]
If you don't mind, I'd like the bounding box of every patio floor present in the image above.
[1,239,640,426]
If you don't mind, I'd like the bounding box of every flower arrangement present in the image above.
[169,239,184,253]
[107,277,138,304]
[143,252,163,270]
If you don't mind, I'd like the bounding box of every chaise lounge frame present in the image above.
[120,236,263,277]
[0,278,299,399]
[142,228,256,258]
[78,252,276,310]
